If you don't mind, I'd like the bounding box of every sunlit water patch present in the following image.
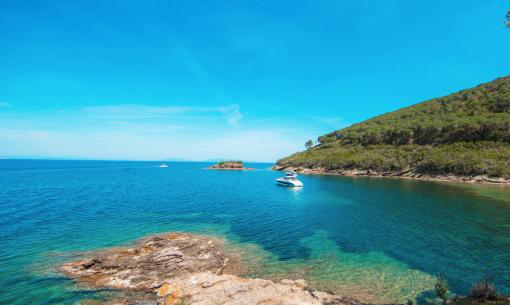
[229,230,434,304]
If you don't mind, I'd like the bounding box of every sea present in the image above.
[0,160,509,305]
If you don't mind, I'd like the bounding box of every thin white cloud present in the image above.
[0,104,322,161]
[219,104,242,127]
[83,104,196,119]
[0,126,305,162]
[309,115,349,128]
[83,103,242,126]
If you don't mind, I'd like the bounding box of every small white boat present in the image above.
[275,172,303,187]
[158,163,168,168]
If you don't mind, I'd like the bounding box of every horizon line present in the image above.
[0,157,276,163]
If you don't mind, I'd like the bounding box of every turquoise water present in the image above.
[0,160,509,304]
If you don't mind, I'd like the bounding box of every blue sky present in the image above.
[0,0,509,162]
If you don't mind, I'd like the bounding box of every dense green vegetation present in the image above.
[277,76,510,179]
[218,160,243,165]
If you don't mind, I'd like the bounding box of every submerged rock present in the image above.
[60,232,365,305]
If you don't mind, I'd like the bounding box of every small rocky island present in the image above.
[208,160,254,171]
[59,232,361,305]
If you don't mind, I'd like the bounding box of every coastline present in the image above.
[56,231,510,305]
[272,165,510,185]
[59,232,365,305]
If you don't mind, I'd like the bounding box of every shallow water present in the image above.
[0,160,509,304]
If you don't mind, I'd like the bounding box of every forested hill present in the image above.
[319,76,510,146]
[276,76,510,180]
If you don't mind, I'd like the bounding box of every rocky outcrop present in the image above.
[59,233,240,290]
[156,272,364,305]
[209,161,244,170]
[60,232,365,305]
[273,165,510,184]
[208,161,254,171]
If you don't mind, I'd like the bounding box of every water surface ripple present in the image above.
[0,160,509,304]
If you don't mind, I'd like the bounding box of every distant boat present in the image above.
[158,163,168,168]
[275,172,303,187]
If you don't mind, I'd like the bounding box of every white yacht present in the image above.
[158,163,168,168]
[275,172,303,187]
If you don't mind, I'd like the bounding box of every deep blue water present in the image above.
[0,160,509,304]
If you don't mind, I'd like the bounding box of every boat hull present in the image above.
[275,178,303,187]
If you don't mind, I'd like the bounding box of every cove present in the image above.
[0,160,508,304]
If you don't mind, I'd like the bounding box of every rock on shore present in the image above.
[60,232,364,305]
[156,272,364,305]
[59,233,237,290]
[272,165,510,184]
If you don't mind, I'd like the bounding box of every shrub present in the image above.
[435,273,449,305]
[469,276,498,300]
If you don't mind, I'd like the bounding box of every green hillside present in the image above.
[276,76,510,179]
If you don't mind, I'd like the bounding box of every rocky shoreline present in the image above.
[272,165,510,185]
[59,232,364,305]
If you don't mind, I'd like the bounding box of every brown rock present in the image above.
[208,161,245,170]
[156,272,364,305]
[60,232,366,305]
[60,233,236,290]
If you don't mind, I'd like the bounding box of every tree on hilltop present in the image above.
[305,140,314,150]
